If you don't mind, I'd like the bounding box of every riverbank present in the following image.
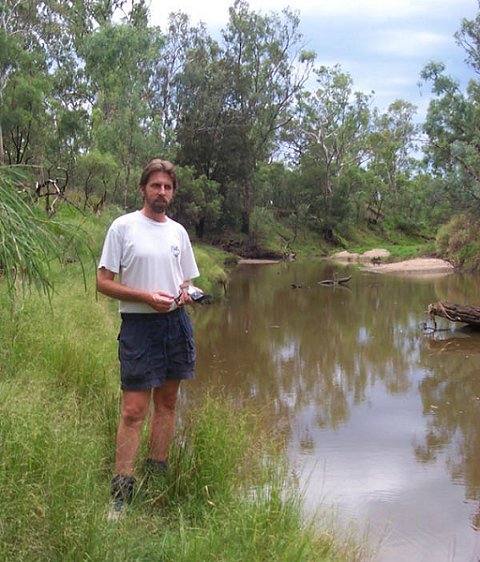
[0,261,370,562]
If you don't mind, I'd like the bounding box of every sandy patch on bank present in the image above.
[363,257,454,275]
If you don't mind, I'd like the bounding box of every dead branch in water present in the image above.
[428,301,480,328]
[318,275,352,286]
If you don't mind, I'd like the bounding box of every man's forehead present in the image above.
[146,171,173,185]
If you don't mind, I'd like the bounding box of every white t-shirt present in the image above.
[98,210,200,313]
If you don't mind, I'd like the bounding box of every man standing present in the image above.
[97,158,200,520]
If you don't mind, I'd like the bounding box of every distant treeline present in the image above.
[1,0,479,246]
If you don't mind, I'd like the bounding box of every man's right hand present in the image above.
[148,291,175,313]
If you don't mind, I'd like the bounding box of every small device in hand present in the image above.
[186,285,206,302]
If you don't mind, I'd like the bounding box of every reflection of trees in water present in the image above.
[433,273,480,307]
[191,264,480,526]
[192,263,444,431]
[418,332,480,529]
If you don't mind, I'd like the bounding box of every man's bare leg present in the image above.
[115,389,151,475]
[149,380,181,462]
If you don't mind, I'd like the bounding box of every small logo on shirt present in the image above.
[171,245,180,258]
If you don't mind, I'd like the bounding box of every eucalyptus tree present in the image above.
[170,166,223,238]
[366,100,419,225]
[76,149,120,211]
[369,100,418,192]
[0,0,97,167]
[174,0,313,234]
[290,65,371,236]
[147,12,213,147]
[455,4,480,77]
[0,0,45,166]
[82,7,165,208]
[0,33,50,164]
[174,24,247,231]
[421,61,480,212]
[221,0,314,233]
[420,6,480,213]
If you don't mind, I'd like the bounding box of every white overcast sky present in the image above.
[149,0,478,122]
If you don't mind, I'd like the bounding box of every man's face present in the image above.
[141,171,174,215]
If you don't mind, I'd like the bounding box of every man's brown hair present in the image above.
[139,158,177,190]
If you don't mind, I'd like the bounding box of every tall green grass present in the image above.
[0,262,369,561]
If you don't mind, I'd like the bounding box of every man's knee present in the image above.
[153,384,180,414]
[121,405,148,426]
[155,394,177,414]
[121,395,150,426]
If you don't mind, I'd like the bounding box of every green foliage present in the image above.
[82,21,166,208]
[435,213,480,271]
[191,244,229,297]
[172,166,223,238]
[0,167,93,299]
[421,59,480,214]
[368,100,418,193]
[75,150,120,209]
[2,0,480,265]
[244,207,293,257]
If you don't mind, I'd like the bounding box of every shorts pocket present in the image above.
[179,312,196,363]
[118,322,146,363]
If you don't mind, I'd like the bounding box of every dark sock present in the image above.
[111,475,136,502]
[144,458,169,476]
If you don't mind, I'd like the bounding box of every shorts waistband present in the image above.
[121,308,184,320]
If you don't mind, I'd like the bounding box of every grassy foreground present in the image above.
[0,257,368,561]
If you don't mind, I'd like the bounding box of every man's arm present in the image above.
[96,267,175,313]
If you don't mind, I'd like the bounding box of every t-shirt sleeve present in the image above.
[180,227,200,281]
[98,222,122,274]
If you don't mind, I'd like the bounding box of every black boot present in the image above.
[144,458,169,478]
[108,475,136,521]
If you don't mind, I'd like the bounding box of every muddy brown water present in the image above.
[186,260,480,561]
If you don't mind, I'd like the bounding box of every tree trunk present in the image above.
[124,161,131,211]
[0,121,4,167]
[241,180,251,234]
[428,301,480,327]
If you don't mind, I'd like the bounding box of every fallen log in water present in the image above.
[318,275,352,286]
[428,301,480,327]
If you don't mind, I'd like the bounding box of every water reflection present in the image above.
[187,261,480,561]
[418,329,480,534]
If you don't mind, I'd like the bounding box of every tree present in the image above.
[290,65,371,237]
[421,61,480,211]
[171,166,223,238]
[82,15,164,208]
[455,3,480,76]
[221,0,313,233]
[75,150,119,211]
[369,100,418,193]
[364,100,420,227]
[175,0,314,234]
[0,1,98,168]
[0,0,39,166]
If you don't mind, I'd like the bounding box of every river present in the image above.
[188,259,480,561]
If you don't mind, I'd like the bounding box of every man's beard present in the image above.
[146,195,168,214]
